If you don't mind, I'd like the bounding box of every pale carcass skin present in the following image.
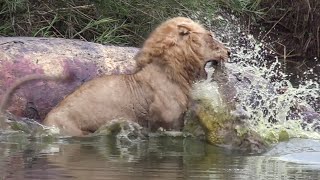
[0,37,138,120]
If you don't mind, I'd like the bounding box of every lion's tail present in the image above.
[0,74,72,115]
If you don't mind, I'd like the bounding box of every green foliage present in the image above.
[0,0,27,35]
[216,0,320,59]
[259,0,320,59]
[0,0,130,45]
[92,0,219,45]
[1,0,318,58]
[0,0,219,46]
[216,0,264,15]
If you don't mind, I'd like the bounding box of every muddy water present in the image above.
[0,135,320,180]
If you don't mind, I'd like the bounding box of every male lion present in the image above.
[2,17,230,136]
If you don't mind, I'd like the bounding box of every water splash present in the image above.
[236,59,319,140]
[192,13,320,144]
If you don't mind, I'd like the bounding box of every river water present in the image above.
[1,135,320,180]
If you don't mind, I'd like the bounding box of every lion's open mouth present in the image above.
[200,60,217,79]
[205,59,221,70]
[208,60,219,66]
[200,60,222,80]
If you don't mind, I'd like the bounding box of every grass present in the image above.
[217,0,264,15]
[218,0,320,60]
[0,0,319,60]
[0,0,132,45]
[0,0,220,46]
[91,0,220,45]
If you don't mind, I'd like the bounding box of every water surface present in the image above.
[1,135,320,180]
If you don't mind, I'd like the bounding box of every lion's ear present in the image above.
[177,24,191,36]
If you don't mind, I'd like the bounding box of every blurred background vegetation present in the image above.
[0,0,319,60]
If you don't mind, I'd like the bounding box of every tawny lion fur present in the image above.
[2,17,230,136]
